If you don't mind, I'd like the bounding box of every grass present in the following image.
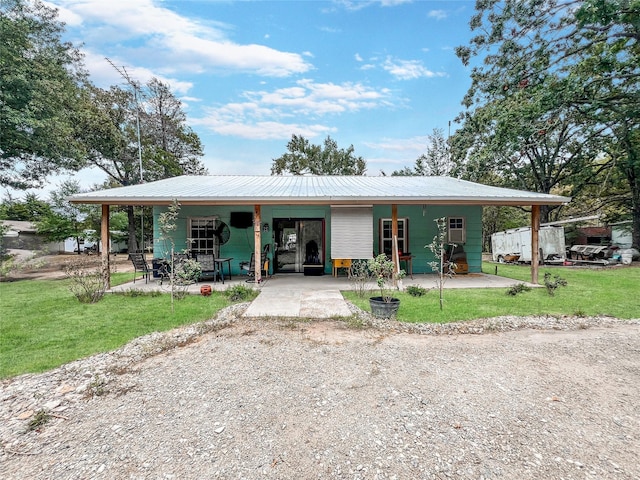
[0,274,248,379]
[344,263,640,324]
[2,263,638,379]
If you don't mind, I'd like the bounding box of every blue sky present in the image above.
[38,0,477,195]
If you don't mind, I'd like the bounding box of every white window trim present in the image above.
[379,217,409,255]
[447,217,466,244]
[188,216,220,255]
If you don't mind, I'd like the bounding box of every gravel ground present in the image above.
[1,304,639,480]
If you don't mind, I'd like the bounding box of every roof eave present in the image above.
[70,195,571,206]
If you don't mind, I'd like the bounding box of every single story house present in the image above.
[70,175,571,287]
[1,220,59,253]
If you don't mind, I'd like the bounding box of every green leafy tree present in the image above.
[271,135,366,175]
[36,180,90,253]
[455,0,640,243]
[392,128,451,176]
[0,0,87,189]
[78,79,207,252]
[0,192,51,221]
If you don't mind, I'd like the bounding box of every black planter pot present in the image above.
[369,296,400,319]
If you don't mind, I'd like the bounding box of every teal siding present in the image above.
[372,205,483,274]
[153,204,483,275]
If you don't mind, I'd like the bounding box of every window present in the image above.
[189,217,218,255]
[448,217,466,244]
[379,218,408,255]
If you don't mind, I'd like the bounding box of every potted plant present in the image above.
[367,253,405,319]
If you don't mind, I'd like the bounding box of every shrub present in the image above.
[225,284,255,302]
[543,272,568,296]
[367,254,405,303]
[349,259,373,298]
[406,285,429,297]
[64,257,108,303]
[506,283,532,296]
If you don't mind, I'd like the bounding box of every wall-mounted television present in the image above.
[230,211,253,229]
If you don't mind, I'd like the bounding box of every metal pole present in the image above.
[106,58,145,254]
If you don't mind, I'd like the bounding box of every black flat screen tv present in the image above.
[230,211,253,229]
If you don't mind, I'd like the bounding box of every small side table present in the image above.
[399,254,413,279]
[332,258,352,277]
[214,257,233,282]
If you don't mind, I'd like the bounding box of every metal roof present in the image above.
[69,175,571,206]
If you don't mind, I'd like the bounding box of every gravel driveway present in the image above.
[1,306,639,479]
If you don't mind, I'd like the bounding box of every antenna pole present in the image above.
[106,57,145,254]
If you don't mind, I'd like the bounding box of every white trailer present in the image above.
[491,226,566,263]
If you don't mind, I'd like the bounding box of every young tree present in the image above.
[271,135,367,175]
[0,0,87,189]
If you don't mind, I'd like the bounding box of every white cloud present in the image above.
[354,53,363,62]
[365,135,429,156]
[382,57,446,80]
[193,80,391,140]
[84,51,193,95]
[428,9,447,20]
[51,0,312,77]
[334,0,412,11]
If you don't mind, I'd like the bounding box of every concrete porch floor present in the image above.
[108,272,531,319]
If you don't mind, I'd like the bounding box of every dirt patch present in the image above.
[2,251,134,281]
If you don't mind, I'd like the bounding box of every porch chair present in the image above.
[240,244,270,281]
[129,252,151,284]
[195,253,221,283]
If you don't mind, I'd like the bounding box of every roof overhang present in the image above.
[69,175,571,207]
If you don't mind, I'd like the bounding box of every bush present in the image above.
[64,257,108,303]
[406,285,429,297]
[349,259,373,298]
[506,283,532,296]
[224,284,255,302]
[543,272,568,296]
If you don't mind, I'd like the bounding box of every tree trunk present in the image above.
[127,205,139,253]
[631,173,640,249]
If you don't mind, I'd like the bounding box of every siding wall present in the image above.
[153,204,483,275]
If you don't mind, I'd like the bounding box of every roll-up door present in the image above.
[330,206,373,259]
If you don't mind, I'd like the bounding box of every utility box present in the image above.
[491,226,566,263]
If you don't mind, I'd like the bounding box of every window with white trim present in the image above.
[189,217,219,255]
[379,218,408,255]
[447,217,466,244]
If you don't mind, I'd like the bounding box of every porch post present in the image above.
[101,204,111,290]
[254,205,262,283]
[391,204,399,281]
[531,205,540,284]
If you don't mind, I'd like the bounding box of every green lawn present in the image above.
[0,273,239,379]
[344,263,640,324]
[2,264,638,379]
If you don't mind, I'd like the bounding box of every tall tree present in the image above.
[392,128,451,176]
[0,0,86,189]
[36,179,89,253]
[0,192,51,221]
[455,0,640,244]
[271,135,366,175]
[142,78,206,180]
[79,79,207,252]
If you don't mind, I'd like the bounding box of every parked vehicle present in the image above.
[491,226,566,263]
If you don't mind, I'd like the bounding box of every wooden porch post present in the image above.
[531,205,540,284]
[391,204,399,280]
[101,204,111,290]
[254,205,262,283]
